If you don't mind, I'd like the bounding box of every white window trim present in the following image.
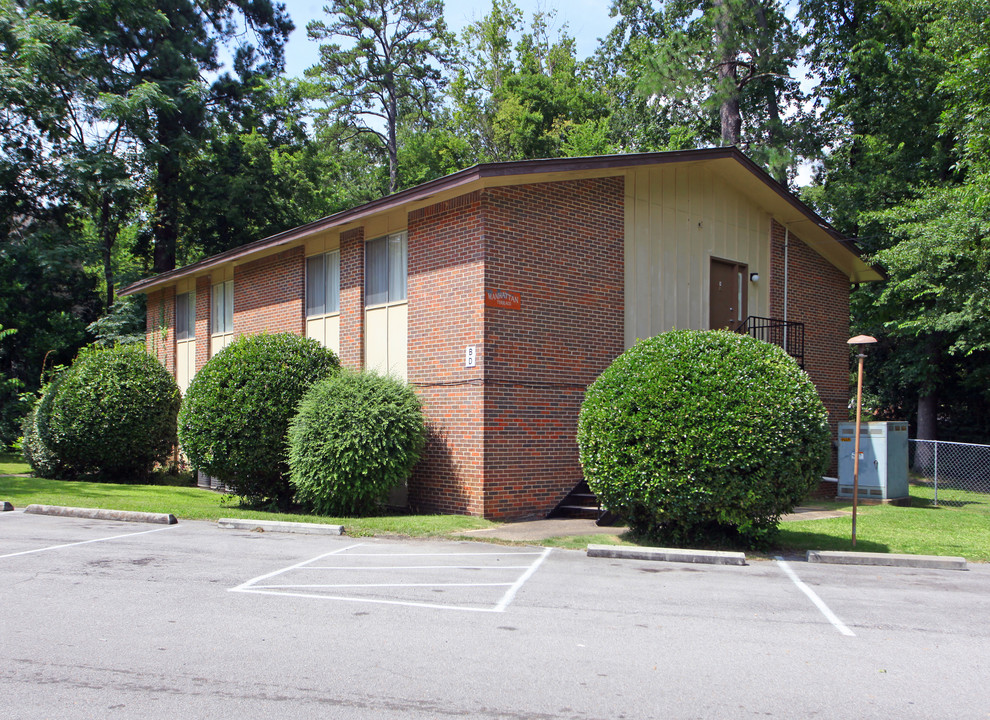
[365,231,408,310]
[176,291,196,342]
[211,280,234,338]
[306,249,341,319]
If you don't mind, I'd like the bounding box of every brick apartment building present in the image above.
[121,149,881,520]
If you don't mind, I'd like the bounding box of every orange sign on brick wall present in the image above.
[484,288,521,310]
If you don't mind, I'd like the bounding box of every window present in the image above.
[212,280,233,335]
[176,292,195,341]
[306,250,340,316]
[365,232,407,306]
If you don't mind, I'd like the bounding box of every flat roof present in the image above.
[120,147,882,296]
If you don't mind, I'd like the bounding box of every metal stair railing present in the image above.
[733,316,805,368]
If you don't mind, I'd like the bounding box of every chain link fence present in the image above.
[909,439,990,507]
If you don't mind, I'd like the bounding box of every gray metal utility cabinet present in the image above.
[837,421,909,501]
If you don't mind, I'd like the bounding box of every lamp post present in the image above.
[847,334,878,547]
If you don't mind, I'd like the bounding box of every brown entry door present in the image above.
[709,258,748,330]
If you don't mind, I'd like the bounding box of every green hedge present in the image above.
[21,402,63,478]
[35,345,180,480]
[178,333,339,507]
[577,330,831,547]
[288,371,426,516]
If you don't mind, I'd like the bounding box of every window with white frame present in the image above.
[365,232,407,307]
[306,250,340,317]
[176,292,195,341]
[211,280,233,335]
[364,231,408,379]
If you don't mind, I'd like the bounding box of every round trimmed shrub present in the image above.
[21,402,64,478]
[288,371,426,516]
[36,345,181,480]
[577,329,830,547]
[178,333,339,507]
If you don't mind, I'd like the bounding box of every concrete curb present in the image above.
[587,544,747,566]
[807,550,967,571]
[1,501,13,511]
[218,518,344,535]
[24,504,177,525]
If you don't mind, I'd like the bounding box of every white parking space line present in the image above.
[231,544,552,613]
[775,557,855,637]
[495,547,551,612]
[254,582,515,589]
[0,525,175,560]
[302,565,533,570]
[229,543,367,592]
[336,551,546,557]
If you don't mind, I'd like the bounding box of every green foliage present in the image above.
[36,345,180,480]
[288,371,426,516]
[450,3,610,162]
[610,0,805,182]
[178,333,339,507]
[87,295,146,347]
[0,324,26,449]
[577,330,830,548]
[305,0,453,193]
[20,401,62,478]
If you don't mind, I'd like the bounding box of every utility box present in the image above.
[837,422,909,501]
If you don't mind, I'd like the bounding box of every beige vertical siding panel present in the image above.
[650,168,664,334]
[623,171,637,348]
[625,163,784,345]
[387,303,408,380]
[676,167,687,329]
[326,315,340,357]
[365,306,388,373]
[661,167,677,333]
[306,317,325,346]
[635,168,652,340]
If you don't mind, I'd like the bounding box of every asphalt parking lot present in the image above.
[2,510,989,719]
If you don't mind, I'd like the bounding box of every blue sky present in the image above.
[278,0,620,78]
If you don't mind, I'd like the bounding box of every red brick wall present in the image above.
[145,287,175,375]
[407,192,486,516]
[339,227,365,370]
[195,276,211,372]
[482,178,625,519]
[232,248,305,338]
[769,219,850,482]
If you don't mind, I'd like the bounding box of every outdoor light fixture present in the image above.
[847,334,878,547]
[750,272,760,283]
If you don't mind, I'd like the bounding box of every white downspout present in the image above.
[783,227,790,352]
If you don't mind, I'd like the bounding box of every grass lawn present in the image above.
[0,452,29,476]
[770,484,990,561]
[3,452,986,559]
[0,457,495,537]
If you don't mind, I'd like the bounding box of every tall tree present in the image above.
[629,0,805,182]
[853,0,990,442]
[450,2,610,162]
[306,0,453,194]
[74,0,294,273]
[799,0,961,439]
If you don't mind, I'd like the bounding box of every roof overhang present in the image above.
[120,147,881,297]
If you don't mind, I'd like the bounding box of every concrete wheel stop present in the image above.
[24,504,177,525]
[218,518,344,535]
[807,550,967,570]
[587,544,747,566]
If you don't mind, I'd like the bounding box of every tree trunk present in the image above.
[714,0,741,145]
[916,392,937,441]
[99,192,115,312]
[152,120,180,273]
[386,77,398,195]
